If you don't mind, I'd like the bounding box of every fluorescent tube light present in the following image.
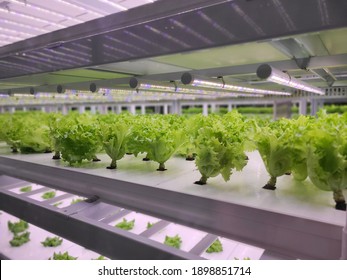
[181,72,291,96]
[256,64,324,95]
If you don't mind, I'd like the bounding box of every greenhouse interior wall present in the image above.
[0,0,347,260]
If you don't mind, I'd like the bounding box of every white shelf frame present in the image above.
[0,152,346,259]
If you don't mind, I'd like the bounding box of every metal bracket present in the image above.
[294,56,311,70]
[327,78,335,87]
[170,80,178,92]
[217,76,225,88]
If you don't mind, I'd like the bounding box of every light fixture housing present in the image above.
[129,77,261,98]
[129,77,176,92]
[256,64,325,95]
[181,72,291,96]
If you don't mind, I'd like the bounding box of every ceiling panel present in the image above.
[0,0,347,94]
[53,68,130,79]
[92,59,192,75]
[152,43,289,69]
[30,0,90,17]
[320,27,347,55]
[1,0,347,79]
[0,68,130,90]
[0,8,46,28]
[120,0,156,9]
[0,0,159,47]
[69,0,124,14]
[12,4,67,23]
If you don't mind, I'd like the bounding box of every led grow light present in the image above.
[129,77,261,98]
[256,64,325,95]
[98,0,127,11]
[181,72,291,96]
[9,0,83,23]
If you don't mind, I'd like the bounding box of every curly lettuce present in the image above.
[98,121,130,169]
[194,112,248,184]
[254,118,293,189]
[307,112,347,210]
[54,113,101,165]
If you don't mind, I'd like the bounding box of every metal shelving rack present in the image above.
[0,151,345,259]
[1,0,347,260]
[0,176,202,260]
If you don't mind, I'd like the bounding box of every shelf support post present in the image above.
[163,104,168,115]
[203,103,208,116]
[79,106,85,114]
[141,105,146,115]
[129,104,136,115]
[299,99,307,115]
[61,105,68,115]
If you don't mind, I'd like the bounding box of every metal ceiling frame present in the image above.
[0,0,230,59]
[0,0,347,81]
[2,53,347,94]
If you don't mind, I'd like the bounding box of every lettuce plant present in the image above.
[206,238,223,253]
[17,113,52,153]
[41,236,63,247]
[254,118,293,189]
[115,218,135,230]
[0,113,25,152]
[42,191,56,200]
[147,222,154,229]
[0,112,52,154]
[10,231,30,247]
[98,122,130,169]
[48,112,63,160]
[93,255,106,260]
[287,116,312,181]
[20,186,32,192]
[194,112,248,184]
[307,112,347,210]
[49,251,77,260]
[164,234,182,249]
[126,115,153,157]
[177,114,208,161]
[54,113,101,165]
[8,219,29,234]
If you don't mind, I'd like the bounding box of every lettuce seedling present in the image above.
[71,198,83,205]
[41,236,63,247]
[147,222,154,229]
[115,218,135,230]
[8,220,28,234]
[10,232,30,247]
[19,186,32,192]
[206,238,223,253]
[49,252,77,260]
[164,234,182,249]
[42,191,56,200]
[93,255,106,260]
